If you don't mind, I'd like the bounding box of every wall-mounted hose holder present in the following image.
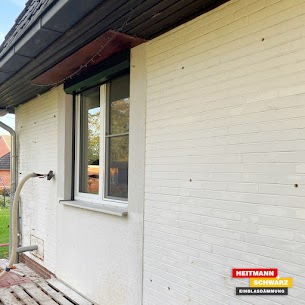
[36,170,55,180]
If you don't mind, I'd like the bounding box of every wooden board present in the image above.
[0,279,93,305]
[0,289,23,305]
[20,283,58,305]
[10,286,39,305]
[36,281,75,305]
[47,278,93,305]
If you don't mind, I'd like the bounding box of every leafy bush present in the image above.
[0,206,9,258]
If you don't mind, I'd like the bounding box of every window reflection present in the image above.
[79,87,100,194]
[106,75,130,199]
[108,135,129,199]
[77,74,130,200]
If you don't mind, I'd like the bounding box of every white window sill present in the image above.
[60,200,128,217]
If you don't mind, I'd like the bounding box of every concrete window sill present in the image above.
[60,200,128,217]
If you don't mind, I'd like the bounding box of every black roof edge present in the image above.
[0,0,229,110]
[0,0,104,85]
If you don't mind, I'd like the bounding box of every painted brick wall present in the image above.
[144,0,305,304]
[16,87,59,273]
[14,54,145,305]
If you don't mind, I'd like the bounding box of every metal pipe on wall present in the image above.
[0,120,18,257]
[17,245,38,253]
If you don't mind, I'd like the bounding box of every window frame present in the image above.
[74,79,129,207]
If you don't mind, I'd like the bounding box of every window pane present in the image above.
[79,87,100,194]
[107,135,128,199]
[109,75,130,135]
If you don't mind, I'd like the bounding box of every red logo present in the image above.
[232,268,278,278]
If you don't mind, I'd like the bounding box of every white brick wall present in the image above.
[144,0,305,304]
[16,87,59,272]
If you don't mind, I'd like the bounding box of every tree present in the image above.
[88,110,100,165]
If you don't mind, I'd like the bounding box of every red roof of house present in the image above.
[0,136,11,159]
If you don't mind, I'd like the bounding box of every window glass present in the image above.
[106,74,130,199]
[76,74,129,202]
[107,136,129,199]
[79,87,100,194]
[109,75,130,135]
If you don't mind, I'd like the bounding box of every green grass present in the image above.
[0,204,10,259]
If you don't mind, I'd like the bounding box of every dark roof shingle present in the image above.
[0,0,52,56]
[0,152,10,170]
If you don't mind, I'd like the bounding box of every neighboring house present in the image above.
[0,0,305,304]
[0,135,11,191]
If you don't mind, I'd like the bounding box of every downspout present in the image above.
[0,120,18,258]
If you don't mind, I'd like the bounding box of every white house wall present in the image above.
[16,46,147,305]
[15,0,305,304]
[144,0,305,304]
[55,44,146,304]
[16,87,59,272]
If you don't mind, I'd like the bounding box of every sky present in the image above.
[0,0,26,43]
[0,0,27,134]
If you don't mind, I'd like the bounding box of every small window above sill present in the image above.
[60,200,128,217]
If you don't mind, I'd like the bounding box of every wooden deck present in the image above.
[0,264,94,305]
[0,278,94,305]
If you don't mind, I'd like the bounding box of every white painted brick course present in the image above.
[16,87,59,272]
[144,0,305,304]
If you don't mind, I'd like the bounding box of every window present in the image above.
[79,87,101,195]
[75,74,130,203]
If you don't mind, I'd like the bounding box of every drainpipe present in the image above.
[0,118,18,258]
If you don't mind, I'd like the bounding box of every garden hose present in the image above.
[0,172,44,279]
